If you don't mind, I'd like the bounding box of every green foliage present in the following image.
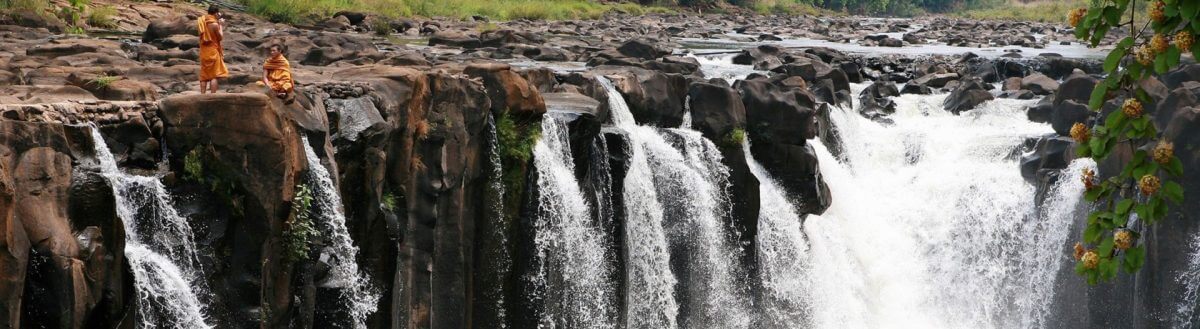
[0,0,46,12]
[87,5,116,29]
[496,112,540,164]
[284,184,318,264]
[381,190,399,211]
[59,0,88,28]
[721,128,747,148]
[371,17,393,36]
[184,148,204,182]
[89,74,120,89]
[1070,0,1189,284]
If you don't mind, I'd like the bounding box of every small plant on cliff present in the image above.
[370,17,392,36]
[381,190,398,212]
[86,5,116,29]
[495,112,539,164]
[183,148,204,182]
[721,128,747,149]
[284,183,317,264]
[89,74,120,89]
[1068,0,1188,284]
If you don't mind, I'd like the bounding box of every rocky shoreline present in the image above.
[1,1,1198,328]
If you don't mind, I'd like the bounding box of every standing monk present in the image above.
[197,5,228,94]
[261,45,294,99]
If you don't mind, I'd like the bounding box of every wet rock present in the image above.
[944,78,994,114]
[1020,134,1076,184]
[879,37,903,47]
[900,83,933,95]
[1050,100,1091,137]
[687,80,746,141]
[911,72,959,89]
[859,80,899,119]
[594,66,688,127]
[617,38,670,60]
[1022,73,1059,95]
[1054,73,1098,106]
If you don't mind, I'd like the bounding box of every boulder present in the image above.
[1050,100,1092,137]
[1054,74,1098,106]
[143,15,195,43]
[594,66,688,127]
[687,80,746,142]
[428,31,482,49]
[465,62,546,118]
[1019,134,1076,184]
[617,39,670,60]
[1022,73,1059,95]
[943,78,994,114]
[911,72,959,89]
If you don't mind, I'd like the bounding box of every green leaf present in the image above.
[1118,36,1134,49]
[1103,6,1123,25]
[1085,224,1103,243]
[1168,157,1184,176]
[1123,246,1145,273]
[1164,181,1184,204]
[1076,260,1088,274]
[1136,204,1151,222]
[1106,110,1128,129]
[1117,199,1134,216]
[1085,186,1103,202]
[1090,83,1109,110]
[1155,53,1169,74]
[1077,143,1092,157]
[1091,24,1110,47]
[1114,211,1129,227]
[1099,237,1116,257]
[1104,48,1125,73]
[1168,46,1183,68]
[1192,42,1200,58]
[1183,0,1199,19]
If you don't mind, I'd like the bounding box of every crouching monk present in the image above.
[198,5,228,93]
[262,45,294,99]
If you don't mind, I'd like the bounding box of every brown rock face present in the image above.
[0,121,127,329]
[465,63,546,117]
[160,93,306,328]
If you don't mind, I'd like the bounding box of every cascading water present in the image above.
[800,88,1087,329]
[1174,233,1200,328]
[744,138,814,329]
[89,127,212,329]
[597,76,750,329]
[484,114,510,328]
[530,113,619,328]
[300,137,380,329]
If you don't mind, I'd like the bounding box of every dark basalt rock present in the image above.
[616,38,670,60]
[1021,73,1059,95]
[1019,134,1075,184]
[943,77,994,114]
[592,66,688,127]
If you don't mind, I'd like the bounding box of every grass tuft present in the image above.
[87,4,116,28]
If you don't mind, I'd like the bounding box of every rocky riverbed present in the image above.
[1,1,1199,328]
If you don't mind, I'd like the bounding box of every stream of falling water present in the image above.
[597,76,750,329]
[89,127,212,329]
[300,137,379,329]
[530,112,619,328]
[801,88,1085,329]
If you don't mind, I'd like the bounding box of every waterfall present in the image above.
[300,137,380,329]
[1174,233,1200,328]
[485,114,509,328]
[597,76,750,329]
[88,127,212,329]
[530,113,619,328]
[744,138,814,329]
[799,90,1083,329]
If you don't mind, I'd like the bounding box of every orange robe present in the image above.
[197,14,229,81]
[263,53,294,94]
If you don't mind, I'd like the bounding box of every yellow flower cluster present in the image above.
[1151,34,1170,54]
[1140,175,1161,196]
[1069,8,1087,28]
[1136,45,1156,66]
[1122,98,1144,118]
[1071,122,1090,143]
[1082,250,1100,269]
[1150,1,1166,23]
[1114,230,1134,250]
[1178,30,1195,53]
[1154,141,1175,165]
